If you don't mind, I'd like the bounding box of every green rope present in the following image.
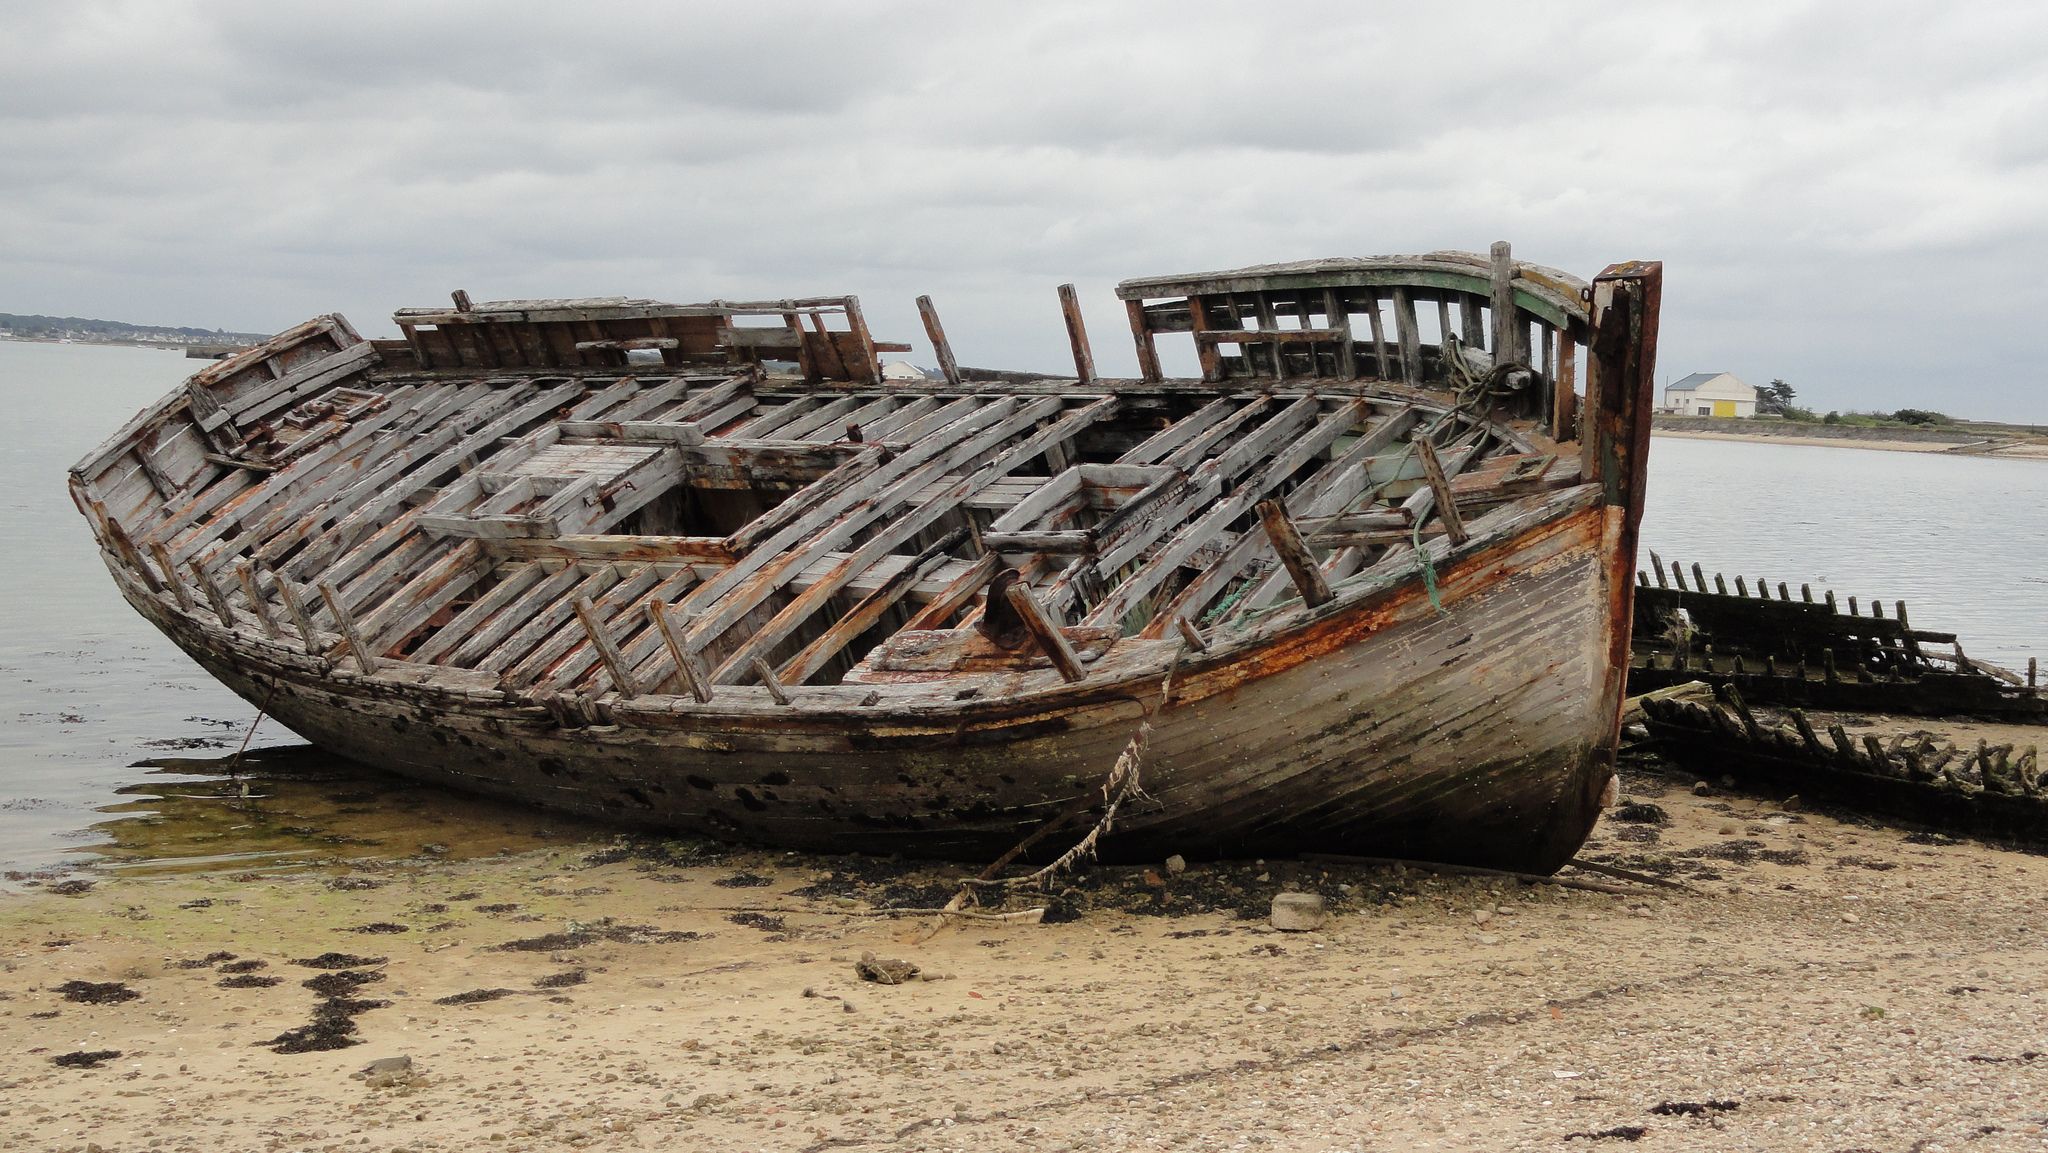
[1412,513,1446,615]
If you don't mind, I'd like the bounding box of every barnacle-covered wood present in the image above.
[68,249,1660,872]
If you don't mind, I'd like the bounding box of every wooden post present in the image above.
[1412,439,1468,546]
[190,560,237,627]
[1125,298,1163,383]
[1551,320,1579,440]
[234,561,282,640]
[749,656,792,705]
[1580,256,1662,820]
[451,289,474,312]
[572,596,638,698]
[317,582,380,675]
[915,295,962,386]
[1004,584,1086,683]
[1489,241,1520,367]
[1648,550,1667,588]
[1175,615,1208,653]
[1057,284,1096,384]
[647,601,713,703]
[1186,294,1221,382]
[272,571,322,656]
[1255,499,1333,608]
[2031,657,2038,689]
[842,295,880,385]
[150,541,196,612]
[1692,563,1707,592]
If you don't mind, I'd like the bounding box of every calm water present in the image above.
[0,340,2041,872]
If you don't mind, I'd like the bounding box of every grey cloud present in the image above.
[4,0,2046,419]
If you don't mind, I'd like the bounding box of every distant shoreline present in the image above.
[1652,427,2048,460]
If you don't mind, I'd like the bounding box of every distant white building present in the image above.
[1662,371,1758,418]
[879,360,936,382]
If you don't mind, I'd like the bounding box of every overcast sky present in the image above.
[5,2,2045,420]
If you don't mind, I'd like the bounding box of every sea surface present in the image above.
[1,339,2042,873]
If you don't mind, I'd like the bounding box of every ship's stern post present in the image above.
[1580,260,1664,825]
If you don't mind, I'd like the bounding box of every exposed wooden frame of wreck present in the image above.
[69,245,1662,872]
[1639,683,2047,844]
[1629,554,2047,720]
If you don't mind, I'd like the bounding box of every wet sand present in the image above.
[4,768,2046,1152]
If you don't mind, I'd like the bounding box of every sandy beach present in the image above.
[4,763,2045,1153]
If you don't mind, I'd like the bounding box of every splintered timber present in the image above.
[68,246,1662,872]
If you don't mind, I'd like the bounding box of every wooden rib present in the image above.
[1115,396,1236,466]
[502,566,659,685]
[1091,398,1358,630]
[472,566,620,674]
[189,560,237,627]
[899,552,1000,631]
[411,564,548,664]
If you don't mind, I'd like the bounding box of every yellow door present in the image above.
[1712,400,1737,417]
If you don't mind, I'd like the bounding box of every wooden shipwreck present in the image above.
[69,245,1662,872]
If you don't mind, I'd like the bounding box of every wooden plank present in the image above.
[1115,396,1236,466]
[749,657,793,704]
[189,560,236,627]
[899,552,999,631]
[442,564,587,668]
[411,564,547,665]
[776,529,964,685]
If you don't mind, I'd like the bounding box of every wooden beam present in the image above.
[916,295,962,386]
[234,560,282,640]
[190,560,237,627]
[1255,499,1332,608]
[749,656,792,705]
[149,540,196,612]
[318,581,380,674]
[647,601,713,703]
[1125,298,1162,383]
[572,595,639,697]
[1490,241,1520,366]
[1005,584,1086,682]
[1057,284,1096,384]
[271,570,322,655]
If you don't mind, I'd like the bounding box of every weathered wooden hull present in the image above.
[115,500,1615,871]
[70,251,1664,874]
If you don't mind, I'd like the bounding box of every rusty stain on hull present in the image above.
[66,248,1662,872]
